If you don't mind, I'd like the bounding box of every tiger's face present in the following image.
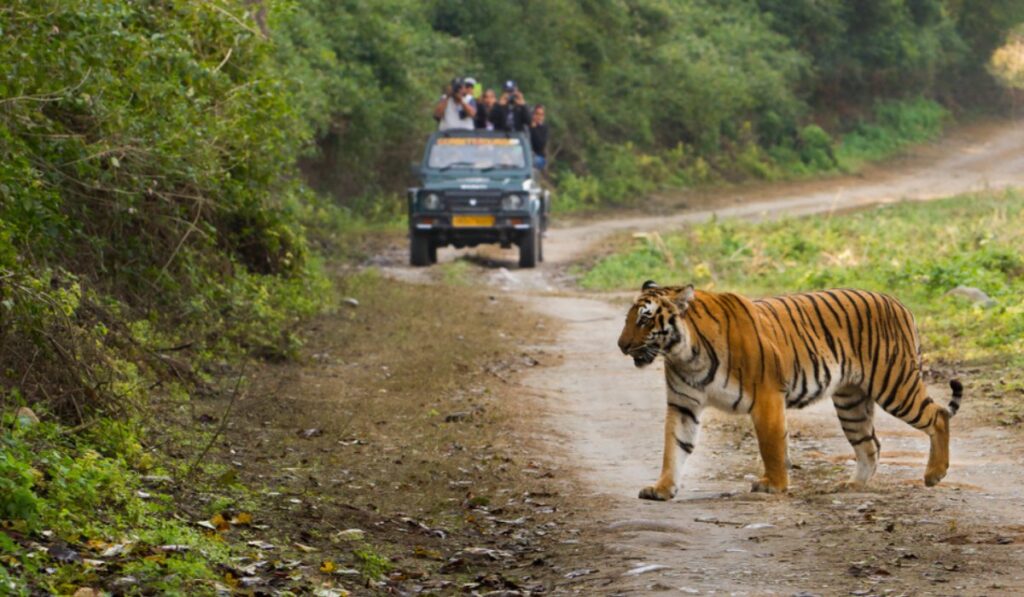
[617,281,695,368]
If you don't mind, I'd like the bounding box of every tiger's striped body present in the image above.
[617,282,963,501]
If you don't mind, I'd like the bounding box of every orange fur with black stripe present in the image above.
[617,281,963,501]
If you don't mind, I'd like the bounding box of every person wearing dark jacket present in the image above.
[492,79,530,132]
[529,104,548,170]
[474,88,498,130]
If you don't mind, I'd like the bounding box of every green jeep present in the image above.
[407,129,549,267]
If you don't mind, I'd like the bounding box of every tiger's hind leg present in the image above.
[923,409,950,487]
[832,387,879,489]
[879,377,950,487]
[750,390,789,494]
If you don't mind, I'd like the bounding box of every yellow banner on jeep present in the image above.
[437,137,520,145]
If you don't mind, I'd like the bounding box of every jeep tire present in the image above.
[518,226,539,269]
[410,233,431,267]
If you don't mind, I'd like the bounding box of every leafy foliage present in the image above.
[276,0,465,199]
[0,0,331,419]
[286,1,1022,209]
[835,97,950,168]
[0,418,227,594]
[989,25,1024,91]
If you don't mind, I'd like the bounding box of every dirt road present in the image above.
[382,120,1024,594]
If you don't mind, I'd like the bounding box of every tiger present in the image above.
[617,281,964,501]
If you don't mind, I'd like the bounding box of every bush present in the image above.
[798,125,838,170]
[837,98,950,168]
[0,417,228,592]
[0,1,334,419]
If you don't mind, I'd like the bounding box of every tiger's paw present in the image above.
[924,470,946,487]
[638,484,676,501]
[837,479,868,492]
[750,477,787,494]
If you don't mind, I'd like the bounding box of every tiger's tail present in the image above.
[947,379,964,417]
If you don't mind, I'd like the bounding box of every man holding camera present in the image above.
[492,80,530,132]
[433,77,477,131]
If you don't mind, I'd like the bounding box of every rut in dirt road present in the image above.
[524,294,1024,595]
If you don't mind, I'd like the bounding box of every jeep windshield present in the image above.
[426,136,527,171]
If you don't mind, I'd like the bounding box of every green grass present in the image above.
[579,190,1024,370]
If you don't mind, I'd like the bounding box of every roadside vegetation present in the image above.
[580,190,1024,393]
[555,97,952,212]
[290,1,1024,212]
[2,0,1023,593]
[0,2,334,593]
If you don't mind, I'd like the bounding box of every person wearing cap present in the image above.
[433,77,476,131]
[460,78,478,122]
[462,77,478,103]
[492,79,529,132]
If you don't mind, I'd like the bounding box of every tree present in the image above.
[989,26,1024,114]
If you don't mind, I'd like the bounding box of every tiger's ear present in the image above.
[674,284,696,309]
[642,280,659,291]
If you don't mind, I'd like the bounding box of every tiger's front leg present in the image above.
[639,402,701,501]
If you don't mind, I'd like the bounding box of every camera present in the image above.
[503,82,519,105]
[450,77,464,97]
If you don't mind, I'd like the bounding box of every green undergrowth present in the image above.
[553,98,951,213]
[0,416,230,595]
[835,98,951,170]
[580,190,1024,374]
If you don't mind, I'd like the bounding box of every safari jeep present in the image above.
[407,129,550,267]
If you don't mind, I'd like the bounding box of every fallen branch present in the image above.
[0,68,92,105]
[185,365,248,480]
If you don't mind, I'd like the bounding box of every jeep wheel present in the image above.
[518,226,538,268]
[410,234,431,267]
[428,242,438,264]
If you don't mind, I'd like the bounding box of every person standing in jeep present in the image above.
[475,88,499,131]
[493,80,529,132]
[530,104,548,170]
[433,78,476,131]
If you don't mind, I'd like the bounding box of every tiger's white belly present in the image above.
[697,361,846,414]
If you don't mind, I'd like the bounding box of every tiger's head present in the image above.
[617,280,696,368]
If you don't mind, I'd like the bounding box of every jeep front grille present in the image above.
[445,191,502,212]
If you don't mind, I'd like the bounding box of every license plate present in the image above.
[452,215,495,227]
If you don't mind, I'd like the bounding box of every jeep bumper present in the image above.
[410,213,535,249]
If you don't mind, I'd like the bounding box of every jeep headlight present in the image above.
[501,194,524,210]
[421,193,442,210]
